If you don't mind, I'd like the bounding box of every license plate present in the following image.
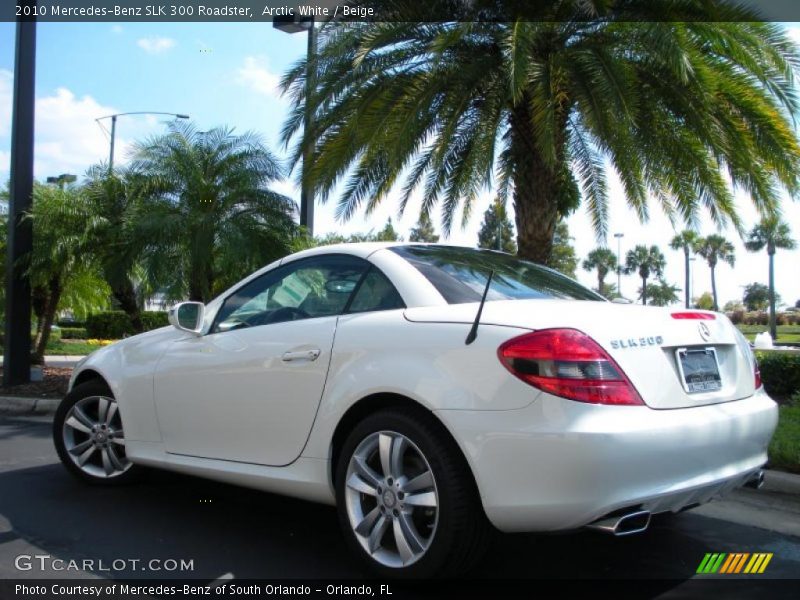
[676,347,722,393]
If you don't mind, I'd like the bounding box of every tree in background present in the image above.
[694,292,715,310]
[375,218,401,241]
[723,300,745,313]
[745,216,796,339]
[641,279,681,307]
[408,212,439,243]
[582,247,617,298]
[130,122,297,303]
[743,282,774,312]
[695,235,735,311]
[477,201,516,253]
[625,245,666,306]
[25,184,94,361]
[83,166,147,332]
[549,222,578,279]
[669,230,700,309]
[282,7,800,265]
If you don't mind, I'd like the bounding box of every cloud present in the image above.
[111,25,124,35]
[236,56,282,99]
[0,80,164,182]
[137,36,176,54]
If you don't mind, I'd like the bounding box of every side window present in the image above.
[212,255,369,333]
[347,268,405,314]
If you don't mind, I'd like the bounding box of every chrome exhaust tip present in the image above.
[586,510,651,536]
[744,470,765,490]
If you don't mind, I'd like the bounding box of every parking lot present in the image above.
[0,414,798,597]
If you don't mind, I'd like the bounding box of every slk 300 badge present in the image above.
[610,336,664,349]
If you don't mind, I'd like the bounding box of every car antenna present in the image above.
[465,270,494,345]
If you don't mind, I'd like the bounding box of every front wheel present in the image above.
[335,409,491,578]
[53,380,141,485]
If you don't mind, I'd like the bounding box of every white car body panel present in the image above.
[68,243,778,533]
[153,316,338,465]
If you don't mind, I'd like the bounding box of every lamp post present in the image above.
[274,15,316,235]
[96,112,190,172]
[614,232,624,296]
[3,13,36,386]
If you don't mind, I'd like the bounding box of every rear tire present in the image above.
[335,408,491,578]
[53,380,142,486]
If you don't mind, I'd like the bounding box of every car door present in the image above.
[153,254,370,466]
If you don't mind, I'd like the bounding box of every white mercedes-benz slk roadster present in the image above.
[54,243,777,577]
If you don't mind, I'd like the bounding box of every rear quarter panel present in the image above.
[302,310,536,459]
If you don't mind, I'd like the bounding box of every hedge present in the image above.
[60,327,88,339]
[756,351,800,399]
[85,311,169,339]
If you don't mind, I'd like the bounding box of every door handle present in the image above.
[282,348,321,362]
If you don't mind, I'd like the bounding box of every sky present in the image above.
[0,21,799,309]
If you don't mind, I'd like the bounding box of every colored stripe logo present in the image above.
[696,553,773,574]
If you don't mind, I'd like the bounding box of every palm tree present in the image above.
[130,122,297,302]
[625,245,666,306]
[582,248,617,297]
[642,279,681,307]
[669,230,700,309]
[83,165,147,332]
[695,235,735,312]
[745,216,796,339]
[25,184,94,361]
[281,5,800,264]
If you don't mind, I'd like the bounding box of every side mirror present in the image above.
[168,302,205,334]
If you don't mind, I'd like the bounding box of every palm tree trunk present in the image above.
[710,267,718,311]
[34,276,62,362]
[684,248,690,309]
[768,251,776,340]
[509,100,564,265]
[112,279,143,333]
[641,277,647,305]
[598,272,604,297]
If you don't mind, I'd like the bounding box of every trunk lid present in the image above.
[405,300,755,409]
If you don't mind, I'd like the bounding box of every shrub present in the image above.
[730,309,745,325]
[776,313,789,326]
[755,351,800,399]
[60,327,87,339]
[141,311,169,331]
[86,310,169,339]
[86,311,133,339]
[48,325,62,343]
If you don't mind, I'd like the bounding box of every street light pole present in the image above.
[3,14,36,386]
[614,232,624,297]
[96,111,190,172]
[274,15,316,235]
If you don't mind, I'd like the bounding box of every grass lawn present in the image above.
[737,324,800,343]
[769,404,800,474]
[45,339,110,355]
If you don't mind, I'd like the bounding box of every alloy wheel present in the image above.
[62,395,131,478]
[344,431,439,568]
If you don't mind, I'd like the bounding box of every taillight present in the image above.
[497,329,644,406]
[671,312,716,320]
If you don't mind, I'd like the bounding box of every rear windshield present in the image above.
[390,245,604,304]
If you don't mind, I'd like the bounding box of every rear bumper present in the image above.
[435,388,778,533]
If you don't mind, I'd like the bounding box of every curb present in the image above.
[0,395,60,415]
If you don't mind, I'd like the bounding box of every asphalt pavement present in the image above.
[0,414,798,598]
